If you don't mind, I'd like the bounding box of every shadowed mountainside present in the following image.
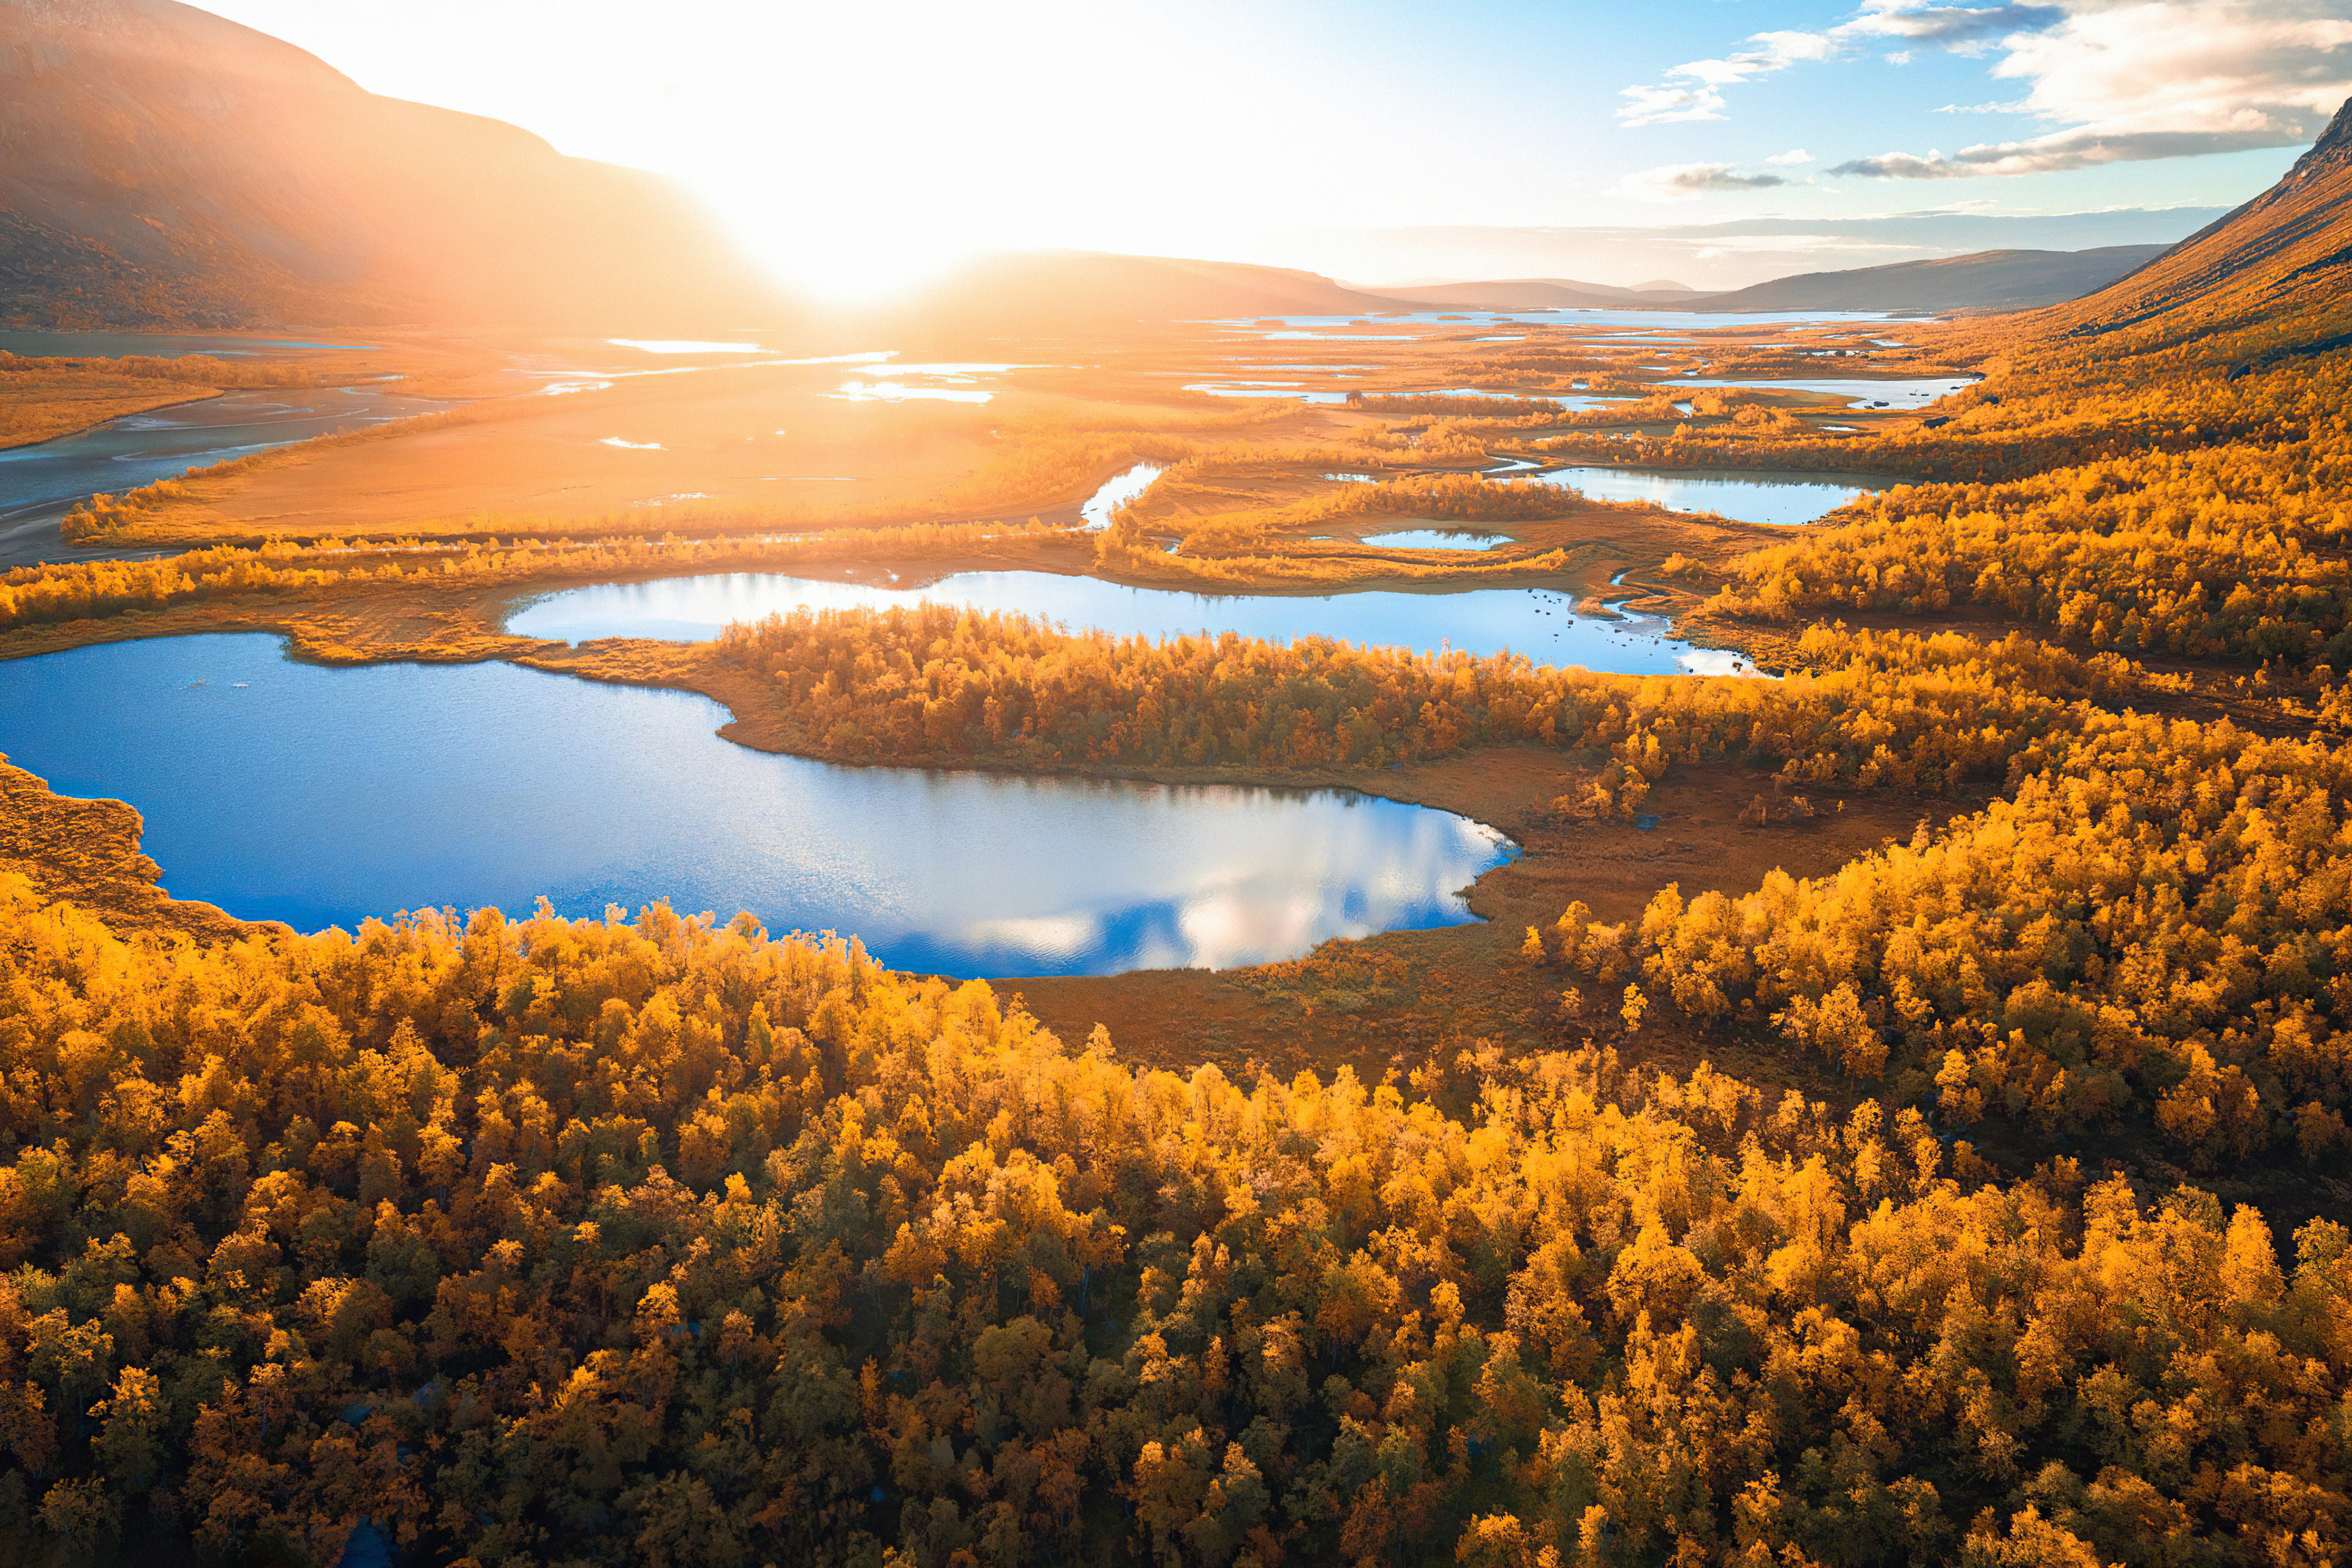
[1692,245,2166,314]
[1362,247,2172,316]
[0,0,791,330]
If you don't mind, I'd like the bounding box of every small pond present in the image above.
[1080,463,1167,527]
[1532,466,1888,526]
[507,569,1735,675]
[1361,530,1508,551]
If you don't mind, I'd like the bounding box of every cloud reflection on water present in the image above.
[0,635,1513,978]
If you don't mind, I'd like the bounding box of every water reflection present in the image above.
[0,636,1514,975]
[1080,463,1166,528]
[1532,466,1887,526]
[1361,530,1507,551]
[507,569,1735,675]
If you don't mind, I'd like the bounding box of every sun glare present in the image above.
[413,0,1373,309]
[718,213,977,309]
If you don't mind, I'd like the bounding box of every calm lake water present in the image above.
[1534,466,1887,526]
[507,568,1739,674]
[0,635,1514,974]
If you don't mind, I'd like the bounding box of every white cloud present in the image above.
[1768,148,1819,164]
[1616,83,1727,126]
[1620,163,1793,202]
[1616,29,1837,123]
[1681,30,1842,85]
[1836,0,2352,179]
[1615,1,2079,129]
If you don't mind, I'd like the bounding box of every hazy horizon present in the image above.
[183,0,2348,303]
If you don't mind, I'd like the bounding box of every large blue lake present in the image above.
[0,635,1515,975]
[506,568,1747,675]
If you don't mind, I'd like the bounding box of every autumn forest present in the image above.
[6,10,2352,1567]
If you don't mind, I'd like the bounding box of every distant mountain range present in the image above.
[1683,247,2168,314]
[1373,247,2167,315]
[878,244,2177,335]
[0,0,787,330]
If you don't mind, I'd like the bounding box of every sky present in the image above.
[196,0,2352,301]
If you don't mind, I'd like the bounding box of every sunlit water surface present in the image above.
[1532,467,1888,526]
[0,635,1515,974]
[508,569,1736,674]
[0,385,451,524]
[1360,530,1508,551]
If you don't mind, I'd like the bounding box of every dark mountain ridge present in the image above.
[1691,246,2167,314]
[1382,246,2173,316]
[0,0,790,330]
[2041,94,2352,353]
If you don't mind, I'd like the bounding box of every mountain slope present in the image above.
[0,0,788,329]
[1692,247,2166,314]
[881,252,1419,336]
[2038,95,2352,356]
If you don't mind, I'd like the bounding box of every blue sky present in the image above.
[197,0,2351,297]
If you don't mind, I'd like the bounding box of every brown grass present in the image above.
[1006,748,1985,1083]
